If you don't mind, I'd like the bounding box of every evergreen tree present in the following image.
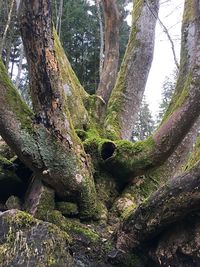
[132,97,155,141]
[157,70,177,123]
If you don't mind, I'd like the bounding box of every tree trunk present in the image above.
[105,0,159,140]
[15,43,24,89]
[97,0,200,184]
[1,0,200,265]
[95,0,104,77]
[0,0,99,219]
[96,0,120,109]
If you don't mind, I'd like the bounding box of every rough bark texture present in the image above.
[96,0,120,107]
[105,0,159,140]
[53,29,89,129]
[0,0,99,219]
[117,162,200,252]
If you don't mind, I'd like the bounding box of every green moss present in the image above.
[75,129,87,141]
[183,136,200,171]
[161,72,191,123]
[54,29,89,129]
[56,202,78,217]
[107,137,155,181]
[47,210,99,242]
[7,211,37,229]
[0,59,33,133]
[84,136,156,184]
[121,203,136,220]
[34,187,55,221]
[79,175,104,220]
[0,155,12,166]
[0,210,72,266]
[183,0,196,23]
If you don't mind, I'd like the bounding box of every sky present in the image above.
[128,0,184,117]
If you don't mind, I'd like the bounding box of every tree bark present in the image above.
[53,29,89,129]
[94,0,200,184]
[0,0,100,219]
[105,0,159,140]
[117,162,200,252]
[95,0,104,77]
[0,0,15,55]
[96,0,120,108]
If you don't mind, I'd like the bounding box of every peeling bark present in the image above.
[0,58,98,218]
[0,0,100,219]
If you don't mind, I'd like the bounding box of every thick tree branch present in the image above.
[0,58,42,171]
[19,0,70,135]
[96,0,120,107]
[105,0,159,140]
[90,0,200,184]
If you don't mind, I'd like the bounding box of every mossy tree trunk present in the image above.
[0,0,99,219]
[1,0,200,265]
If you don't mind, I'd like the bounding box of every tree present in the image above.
[1,0,200,266]
[54,0,130,94]
[132,97,155,141]
[157,70,176,123]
